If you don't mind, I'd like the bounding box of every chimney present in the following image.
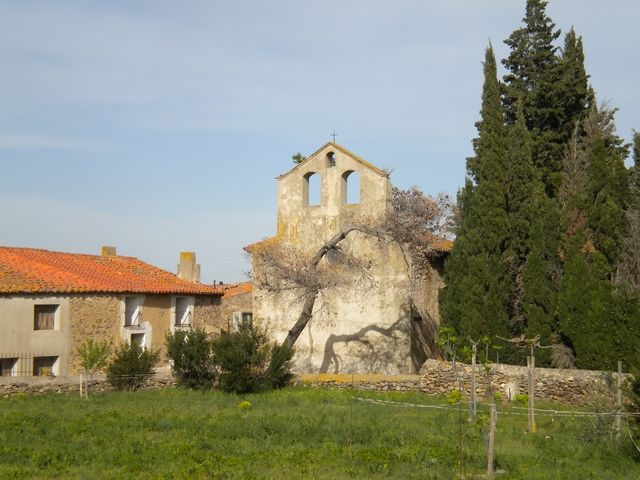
[101,246,117,256]
[177,251,201,283]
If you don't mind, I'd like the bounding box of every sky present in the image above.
[1,1,639,284]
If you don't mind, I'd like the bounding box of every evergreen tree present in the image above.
[502,1,589,197]
[443,0,637,370]
[582,106,630,266]
[555,105,632,369]
[441,47,512,354]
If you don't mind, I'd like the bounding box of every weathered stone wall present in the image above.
[209,292,252,333]
[1,361,622,406]
[0,371,176,398]
[69,295,121,374]
[253,144,446,375]
[296,360,621,405]
[193,296,224,335]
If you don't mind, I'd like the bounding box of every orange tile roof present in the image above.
[217,281,252,298]
[0,247,222,296]
[431,238,453,253]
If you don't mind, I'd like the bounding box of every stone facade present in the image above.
[251,143,446,375]
[194,295,225,334]
[209,282,252,332]
[69,295,120,373]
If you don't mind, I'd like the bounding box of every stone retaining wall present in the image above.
[1,360,624,406]
[0,372,176,398]
[296,360,622,405]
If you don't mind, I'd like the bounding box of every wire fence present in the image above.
[349,391,640,477]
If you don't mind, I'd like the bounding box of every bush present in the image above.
[211,319,294,394]
[166,328,217,389]
[107,342,159,391]
[514,394,528,406]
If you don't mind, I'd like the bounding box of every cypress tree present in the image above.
[503,108,560,364]
[502,1,590,198]
[557,29,592,134]
[502,0,562,196]
[440,46,511,347]
[556,106,632,369]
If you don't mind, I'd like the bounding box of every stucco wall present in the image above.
[276,144,392,250]
[0,295,72,376]
[253,144,444,375]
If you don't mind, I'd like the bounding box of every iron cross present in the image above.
[330,130,338,142]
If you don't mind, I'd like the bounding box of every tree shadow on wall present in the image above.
[318,303,442,374]
[319,319,410,374]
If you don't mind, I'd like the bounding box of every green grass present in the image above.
[0,387,638,479]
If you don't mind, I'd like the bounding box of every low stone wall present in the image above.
[1,360,623,406]
[0,372,176,398]
[296,360,621,406]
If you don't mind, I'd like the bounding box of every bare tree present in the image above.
[251,187,453,352]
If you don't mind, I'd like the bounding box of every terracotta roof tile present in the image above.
[217,281,252,298]
[0,247,222,296]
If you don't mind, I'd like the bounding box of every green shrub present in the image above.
[211,319,294,394]
[165,328,217,389]
[446,389,462,405]
[514,394,528,406]
[106,342,159,391]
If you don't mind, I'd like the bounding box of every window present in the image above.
[0,358,17,376]
[341,170,360,205]
[326,151,336,167]
[124,296,143,327]
[174,297,194,327]
[303,172,321,207]
[34,305,58,330]
[231,311,253,331]
[33,356,57,377]
[130,333,145,347]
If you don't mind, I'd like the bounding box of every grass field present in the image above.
[0,387,638,479]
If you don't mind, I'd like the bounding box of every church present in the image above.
[249,143,450,374]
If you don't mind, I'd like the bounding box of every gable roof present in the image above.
[277,142,389,180]
[0,246,222,296]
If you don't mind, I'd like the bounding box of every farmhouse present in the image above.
[249,143,450,374]
[0,246,222,377]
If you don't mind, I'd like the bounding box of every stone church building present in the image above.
[250,143,450,374]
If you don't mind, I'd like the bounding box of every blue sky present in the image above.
[1,1,638,283]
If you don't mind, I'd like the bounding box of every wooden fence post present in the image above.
[487,402,497,479]
[527,352,536,433]
[616,360,622,437]
[471,343,477,420]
